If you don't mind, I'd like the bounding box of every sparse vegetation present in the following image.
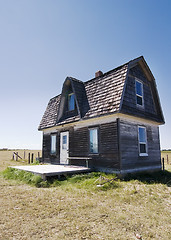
[0,150,171,239]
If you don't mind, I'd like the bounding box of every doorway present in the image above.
[60,131,69,164]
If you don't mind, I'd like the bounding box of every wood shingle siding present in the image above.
[121,64,161,122]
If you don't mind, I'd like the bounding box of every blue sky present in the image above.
[0,0,171,150]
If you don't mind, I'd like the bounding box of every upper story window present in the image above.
[136,80,144,107]
[51,135,56,154]
[89,128,98,154]
[68,93,75,111]
[138,126,148,156]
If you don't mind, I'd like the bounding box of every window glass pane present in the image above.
[90,129,98,153]
[139,127,146,143]
[62,135,67,149]
[136,96,143,105]
[140,144,146,153]
[68,94,75,111]
[136,81,142,96]
[51,135,56,154]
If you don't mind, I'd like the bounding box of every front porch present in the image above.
[11,164,91,180]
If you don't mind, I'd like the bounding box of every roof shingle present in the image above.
[38,63,128,130]
[38,56,164,130]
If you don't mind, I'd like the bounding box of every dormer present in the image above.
[57,77,89,123]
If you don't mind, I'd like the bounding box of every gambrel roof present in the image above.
[38,56,164,130]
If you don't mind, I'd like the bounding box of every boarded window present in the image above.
[89,128,98,154]
[136,80,143,106]
[51,135,56,154]
[68,93,75,111]
[138,127,148,156]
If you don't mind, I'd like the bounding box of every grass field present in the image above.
[0,149,41,171]
[161,151,171,172]
[0,150,171,240]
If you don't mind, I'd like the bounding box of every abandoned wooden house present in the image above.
[38,56,164,174]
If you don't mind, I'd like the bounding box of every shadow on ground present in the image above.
[123,170,171,186]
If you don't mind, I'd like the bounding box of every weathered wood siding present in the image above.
[70,121,119,171]
[43,121,119,170]
[121,64,162,122]
[42,118,161,173]
[119,119,161,171]
[42,132,60,164]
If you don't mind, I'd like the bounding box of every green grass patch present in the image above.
[2,167,171,190]
[2,167,49,188]
[1,168,120,190]
[47,172,120,191]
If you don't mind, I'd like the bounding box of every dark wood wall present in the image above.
[121,64,162,122]
[42,118,161,173]
[119,119,161,171]
[42,121,120,171]
[42,132,60,164]
[70,121,119,171]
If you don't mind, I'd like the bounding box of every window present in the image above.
[62,135,67,149]
[51,135,56,154]
[136,80,143,106]
[138,127,148,156]
[89,128,98,154]
[68,93,75,111]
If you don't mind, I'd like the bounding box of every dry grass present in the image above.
[0,151,171,240]
[161,151,171,171]
[0,149,41,171]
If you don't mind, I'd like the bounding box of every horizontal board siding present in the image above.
[100,122,118,153]
[43,133,60,164]
[120,120,161,171]
[70,121,119,170]
[43,133,51,159]
[70,127,88,157]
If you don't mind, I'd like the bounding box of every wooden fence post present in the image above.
[12,152,15,160]
[167,154,169,164]
[162,158,165,171]
[31,153,34,163]
[16,152,18,161]
[28,153,30,164]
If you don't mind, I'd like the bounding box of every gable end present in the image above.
[120,57,164,124]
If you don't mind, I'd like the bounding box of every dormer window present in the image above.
[68,93,75,111]
[136,80,144,107]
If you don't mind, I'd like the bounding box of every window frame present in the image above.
[50,134,57,155]
[135,79,144,107]
[138,126,148,156]
[89,127,99,154]
[68,93,75,111]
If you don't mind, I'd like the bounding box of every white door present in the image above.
[60,131,69,164]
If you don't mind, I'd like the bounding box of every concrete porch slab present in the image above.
[10,164,91,180]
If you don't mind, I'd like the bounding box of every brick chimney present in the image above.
[95,70,103,78]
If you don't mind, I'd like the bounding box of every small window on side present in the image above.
[138,126,148,156]
[51,135,56,154]
[136,80,143,107]
[68,93,75,111]
[89,128,98,154]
